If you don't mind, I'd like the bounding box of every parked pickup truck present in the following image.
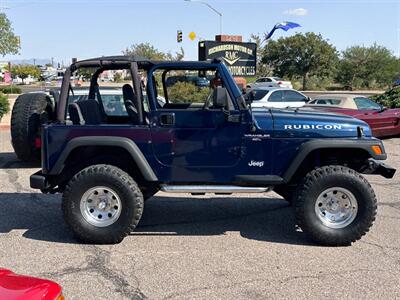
[13,56,395,245]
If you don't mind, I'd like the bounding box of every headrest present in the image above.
[122,84,135,102]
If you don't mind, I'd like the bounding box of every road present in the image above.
[0,130,399,299]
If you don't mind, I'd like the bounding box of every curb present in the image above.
[0,125,10,131]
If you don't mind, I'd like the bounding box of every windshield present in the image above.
[273,77,283,81]
[354,97,381,110]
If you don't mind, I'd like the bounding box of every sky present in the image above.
[1,0,400,65]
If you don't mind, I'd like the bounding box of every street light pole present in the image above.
[185,0,222,35]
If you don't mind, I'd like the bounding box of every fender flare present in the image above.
[49,136,158,181]
[282,139,386,182]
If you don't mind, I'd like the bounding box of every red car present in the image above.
[0,269,63,300]
[307,94,400,138]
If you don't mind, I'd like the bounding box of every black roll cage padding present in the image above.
[88,68,103,99]
[57,67,72,121]
[161,70,169,103]
[130,62,144,124]
[57,60,144,124]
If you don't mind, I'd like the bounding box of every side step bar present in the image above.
[160,185,270,194]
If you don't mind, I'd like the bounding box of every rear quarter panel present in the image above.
[42,124,155,174]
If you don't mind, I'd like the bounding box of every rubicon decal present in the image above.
[284,124,342,130]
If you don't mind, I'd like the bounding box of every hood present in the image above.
[253,107,372,138]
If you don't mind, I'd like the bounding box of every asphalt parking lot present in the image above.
[0,130,399,299]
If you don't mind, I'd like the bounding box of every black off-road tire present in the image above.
[62,164,144,244]
[294,165,377,246]
[11,93,53,162]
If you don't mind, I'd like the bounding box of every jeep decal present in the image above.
[248,160,264,167]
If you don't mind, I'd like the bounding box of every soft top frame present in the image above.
[57,56,221,123]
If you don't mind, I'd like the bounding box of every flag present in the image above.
[265,21,301,40]
[275,21,301,31]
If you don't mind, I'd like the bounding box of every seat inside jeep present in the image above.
[66,66,148,125]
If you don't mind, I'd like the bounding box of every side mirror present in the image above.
[245,90,255,105]
[213,87,229,109]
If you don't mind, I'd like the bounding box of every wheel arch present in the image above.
[282,139,386,184]
[49,136,157,182]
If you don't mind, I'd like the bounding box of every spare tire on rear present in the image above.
[11,93,54,162]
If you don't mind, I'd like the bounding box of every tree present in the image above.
[166,47,185,61]
[0,13,20,57]
[372,86,400,108]
[76,67,96,80]
[168,81,209,103]
[262,33,338,90]
[249,33,272,76]
[123,42,168,60]
[123,42,184,61]
[336,45,399,90]
[10,64,41,84]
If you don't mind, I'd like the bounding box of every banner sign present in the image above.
[198,41,257,77]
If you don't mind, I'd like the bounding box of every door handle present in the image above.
[160,113,175,126]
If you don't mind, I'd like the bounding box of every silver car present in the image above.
[247,77,293,89]
[247,87,309,109]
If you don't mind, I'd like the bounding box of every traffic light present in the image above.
[177,30,183,43]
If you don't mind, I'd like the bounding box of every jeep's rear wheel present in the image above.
[295,165,377,246]
[11,93,54,162]
[62,164,144,244]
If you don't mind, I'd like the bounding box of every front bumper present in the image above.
[363,159,396,179]
[30,171,49,190]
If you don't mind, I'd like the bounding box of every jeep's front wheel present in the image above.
[295,165,377,246]
[62,164,144,244]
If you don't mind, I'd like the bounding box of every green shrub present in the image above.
[0,85,22,94]
[113,73,123,83]
[168,82,210,103]
[371,86,400,108]
[0,93,10,121]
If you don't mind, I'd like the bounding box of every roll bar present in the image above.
[57,61,144,124]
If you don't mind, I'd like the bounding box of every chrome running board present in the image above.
[160,185,270,194]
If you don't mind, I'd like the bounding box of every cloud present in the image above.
[284,8,308,16]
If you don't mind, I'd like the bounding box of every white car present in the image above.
[248,87,309,109]
[247,77,293,89]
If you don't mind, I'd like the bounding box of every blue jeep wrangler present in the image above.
[25,56,395,245]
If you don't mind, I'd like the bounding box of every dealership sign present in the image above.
[198,41,257,77]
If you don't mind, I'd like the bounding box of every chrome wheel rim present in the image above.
[80,186,122,227]
[314,187,358,229]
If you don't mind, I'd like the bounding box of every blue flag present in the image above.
[265,21,301,40]
[275,21,301,31]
